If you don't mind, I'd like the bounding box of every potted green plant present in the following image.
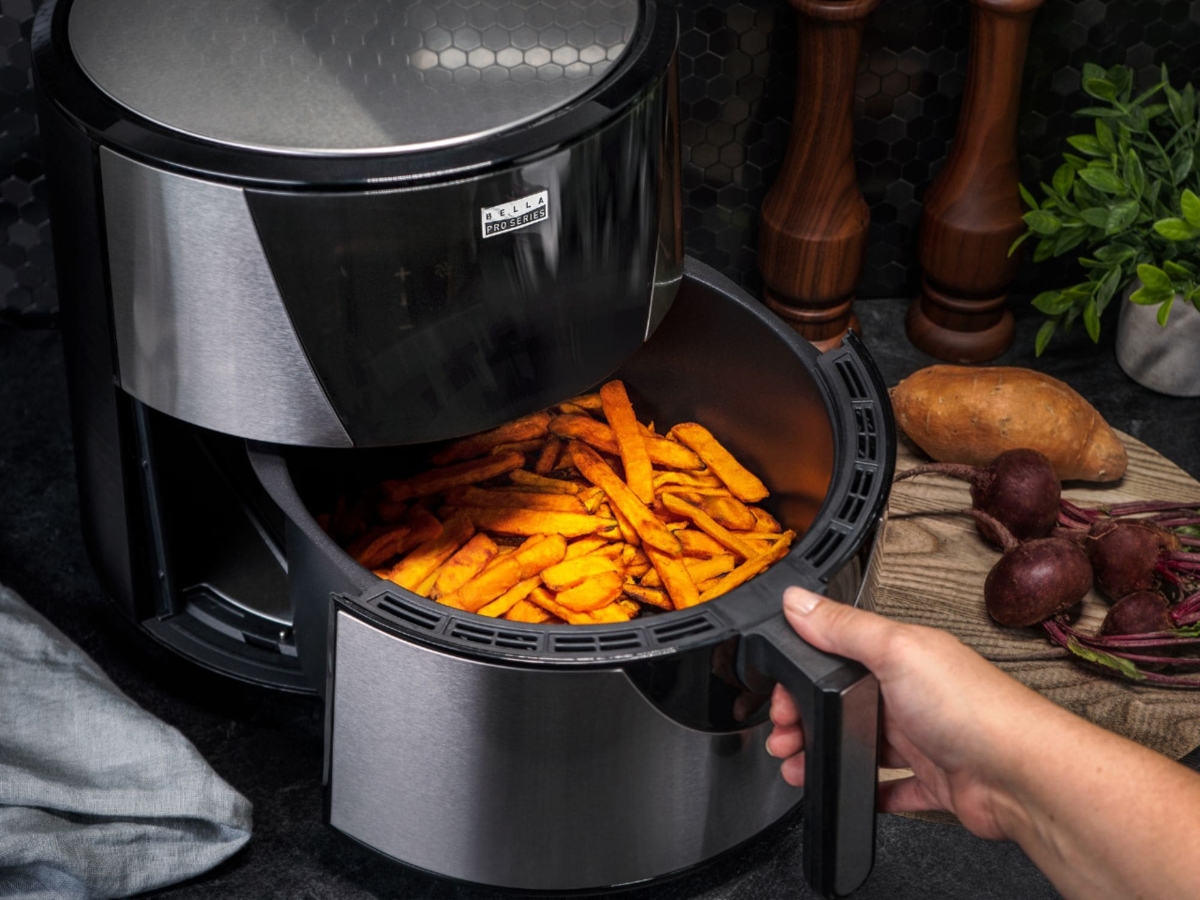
[1016,63,1200,395]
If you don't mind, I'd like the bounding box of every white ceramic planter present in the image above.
[1115,287,1200,397]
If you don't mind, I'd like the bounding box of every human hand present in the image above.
[765,586,1057,842]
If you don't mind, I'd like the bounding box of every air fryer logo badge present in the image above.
[481,190,549,238]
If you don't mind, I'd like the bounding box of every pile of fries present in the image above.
[318,380,794,625]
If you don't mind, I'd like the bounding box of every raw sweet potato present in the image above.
[890,365,1127,482]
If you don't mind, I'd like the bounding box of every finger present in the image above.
[765,722,804,759]
[780,751,805,788]
[880,737,910,770]
[877,775,942,815]
[769,682,799,726]
[782,586,899,671]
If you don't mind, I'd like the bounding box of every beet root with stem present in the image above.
[1087,520,1182,600]
[970,509,1094,628]
[896,448,1061,546]
[1100,591,1173,636]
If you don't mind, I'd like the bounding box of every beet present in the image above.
[1087,520,1182,600]
[985,537,1094,627]
[1100,591,1172,636]
[967,509,1093,627]
[897,449,1061,546]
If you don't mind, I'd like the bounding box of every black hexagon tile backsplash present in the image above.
[2,0,1199,321]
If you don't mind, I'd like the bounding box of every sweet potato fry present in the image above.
[550,416,703,470]
[477,576,542,618]
[567,392,604,411]
[377,497,408,524]
[557,402,590,416]
[623,583,672,610]
[700,495,758,531]
[415,568,440,597]
[564,537,609,559]
[508,470,583,494]
[676,530,728,558]
[383,512,474,591]
[441,555,523,612]
[505,597,554,623]
[349,507,444,570]
[569,441,682,556]
[446,535,566,614]
[607,498,640,546]
[645,546,700,609]
[445,485,587,514]
[615,598,641,618]
[590,602,633,623]
[653,471,722,490]
[580,486,606,513]
[432,533,498,598]
[599,380,654,504]
[641,553,737,588]
[431,412,551,465]
[527,586,596,625]
[627,562,652,580]
[490,439,546,456]
[383,451,525,502]
[699,536,793,602]
[541,555,624,592]
[751,507,783,532]
[534,437,563,475]
[667,423,769,502]
[659,493,756,559]
[554,570,625,611]
[459,506,615,538]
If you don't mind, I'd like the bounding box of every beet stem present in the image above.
[963,508,1019,551]
[1108,500,1200,516]
[894,463,981,484]
[1059,498,1101,524]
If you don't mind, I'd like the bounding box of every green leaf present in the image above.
[1075,106,1128,118]
[1023,210,1062,235]
[1172,148,1194,184]
[1077,207,1106,228]
[1138,263,1174,293]
[1109,65,1133,98]
[1031,290,1073,315]
[1052,164,1075,198]
[1084,77,1118,102]
[1096,266,1122,312]
[1077,167,1125,193]
[1082,62,1107,83]
[1095,118,1116,152]
[1181,189,1200,227]
[1053,225,1088,255]
[1125,150,1145,198]
[1167,83,1187,125]
[1063,153,1090,170]
[1018,182,1038,210]
[1066,638,1144,681]
[1106,199,1139,233]
[1082,297,1101,342]
[1130,285,1173,305]
[1143,103,1170,120]
[1094,243,1137,264]
[1153,218,1200,241]
[1033,238,1056,264]
[1164,259,1197,280]
[1157,294,1175,326]
[1034,319,1057,357]
[1008,231,1031,257]
[1067,134,1105,157]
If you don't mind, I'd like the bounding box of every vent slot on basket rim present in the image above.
[650,613,717,644]
[834,358,868,400]
[374,594,443,632]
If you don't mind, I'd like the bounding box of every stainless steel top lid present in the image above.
[67,0,639,156]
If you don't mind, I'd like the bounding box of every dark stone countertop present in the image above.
[2,298,1198,900]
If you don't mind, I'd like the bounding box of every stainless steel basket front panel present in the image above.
[69,0,638,154]
[328,610,798,890]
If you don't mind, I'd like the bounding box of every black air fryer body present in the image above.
[33,1,893,896]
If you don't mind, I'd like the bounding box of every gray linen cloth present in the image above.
[0,585,252,899]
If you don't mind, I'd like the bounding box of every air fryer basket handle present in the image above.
[738,614,879,899]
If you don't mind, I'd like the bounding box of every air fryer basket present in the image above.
[249,258,894,897]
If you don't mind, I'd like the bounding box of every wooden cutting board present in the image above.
[874,431,1200,761]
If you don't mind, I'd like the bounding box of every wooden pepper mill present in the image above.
[758,0,880,351]
[907,0,1045,362]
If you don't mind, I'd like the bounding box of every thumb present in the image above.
[782,585,893,671]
